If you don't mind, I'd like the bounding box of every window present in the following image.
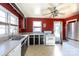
[10,15,18,25]
[33,28,42,32]
[0,9,6,35]
[0,9,6,22]
[10,16,16,24]
[0,17,6,22]
[33,21,42,32]
[9,15,18,34]
[0,9,6,17]
[0,7,18,35]
[0,25,5,34]
[10,26,15,34]
[9,26,18,34]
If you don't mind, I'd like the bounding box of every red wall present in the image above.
[0,3,21,17]
[0,3,24,32]
[26,18,53,32]
[25,12,79,40]
[26,17,64,32]
[26,17,66,40]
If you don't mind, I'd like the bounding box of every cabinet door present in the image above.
[35,35,39,45]
[25,39,28,51]
[14,44,21,56]
[26,39,28,46]
[21,43,27,56]
[40,35,44,44]
[29,35,34,45]
[29,38,33,45]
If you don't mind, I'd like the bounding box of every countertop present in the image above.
[20,32,54,35]
[0,34,28,56]
[0,32,53,56]
[20,32,45,35]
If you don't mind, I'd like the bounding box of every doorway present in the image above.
[54,21,62,44]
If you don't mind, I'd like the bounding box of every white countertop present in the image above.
[0,33,53,56]
[20,32,45,35]
[0,34,28,56]
[0,40,20,56]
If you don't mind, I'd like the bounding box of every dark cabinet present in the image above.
[29,35,44,45]
[40,35,44,44]
[26,39,28,48]
[29,35,33,45]
[35,35,39,45]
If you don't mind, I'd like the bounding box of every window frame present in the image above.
[0,6,19,36]
[33,21,42,32]
[0,8,7,35]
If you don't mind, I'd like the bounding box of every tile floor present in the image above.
[25,45,54,56]
[56,40,79,56]
[25,40,79,56]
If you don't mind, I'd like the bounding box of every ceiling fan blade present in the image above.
[49,14,53,18]
[49,13,56,18]
[42,12,51,15]
[47,7,56,11]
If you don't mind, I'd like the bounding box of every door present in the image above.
[67,22,76,40]
[54,21,62,44]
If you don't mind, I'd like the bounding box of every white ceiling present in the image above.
[15,3,78,18]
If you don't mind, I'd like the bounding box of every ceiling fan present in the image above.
[42,6,64,18]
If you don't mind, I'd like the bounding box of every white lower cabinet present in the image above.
[46,34,55,45]
[7,44,21,56]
